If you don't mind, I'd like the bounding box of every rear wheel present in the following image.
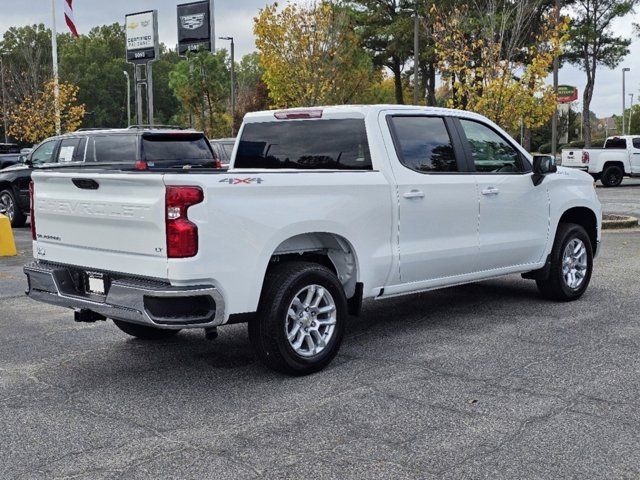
[536,223,593,301]
[112,320,181,340]
[601,165,624,187]
[0,189,26,227]
[249,261,347,375]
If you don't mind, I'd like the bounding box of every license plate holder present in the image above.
[86,272,106,295]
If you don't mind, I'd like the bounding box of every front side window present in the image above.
[31,140,57,165]
[459,119,522,173]
[389,116,457,173]
[89,135,138,163]
[235,119,372,170]
[632,138,640,149]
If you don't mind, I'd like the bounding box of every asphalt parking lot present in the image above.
[1,180,639,479]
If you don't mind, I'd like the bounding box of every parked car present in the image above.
[0,127,217,227]
[209,137,235,166]
[0,154,21,170]
[0,142,20,154]
[561,135,640,187]
[24,105,601,375]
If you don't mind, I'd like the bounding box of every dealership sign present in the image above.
[557,85,578,104]
[177,1,214,56]
[126,10,159,63]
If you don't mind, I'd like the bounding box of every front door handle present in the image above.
[403,189,425,199]
[481,187,500,196]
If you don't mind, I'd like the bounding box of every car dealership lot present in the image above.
[1,183,639,479]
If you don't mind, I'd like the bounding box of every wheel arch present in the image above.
[558,207,598,256]
[268,232,360,301]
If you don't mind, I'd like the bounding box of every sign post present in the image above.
[126,10,159,126]
[177,1,214,56]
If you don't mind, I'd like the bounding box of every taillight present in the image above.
[214,158,222,169]
[135,160,149,170]
[165,186,203,258]
[582,151,589,164]
[29,181,36,240]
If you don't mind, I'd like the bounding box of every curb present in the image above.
[602,215,639,230]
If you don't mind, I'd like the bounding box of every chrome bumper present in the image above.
[24,261,225,329]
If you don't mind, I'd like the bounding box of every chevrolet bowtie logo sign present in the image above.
[180,13,205,30]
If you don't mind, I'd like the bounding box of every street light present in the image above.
[123,70,131,127]
[622,67,630,135]
[219,36,235,136]
[629,93,635,135]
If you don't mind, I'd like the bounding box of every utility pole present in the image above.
[413,6,420,105]
[622,67,630,135]
[50,0,61,135]
[219,36,235,135]
[0,56,8,143]
[551,0,560,158]
[123,71,131,127]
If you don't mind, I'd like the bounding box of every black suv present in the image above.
[0,127,217,227]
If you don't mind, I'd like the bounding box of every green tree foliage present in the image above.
[343,0,413,104]
[564,0,637,146]
[235,52,270,129]
[169,49,232,137]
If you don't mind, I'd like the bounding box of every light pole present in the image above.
[622,67,630,135]
[629,93,634,135]
[123,70,131,127]
[219,36,235,136]
[413,7,419,105]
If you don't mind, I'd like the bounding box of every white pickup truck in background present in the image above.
[24,105,602,375]
[561,135,640,187]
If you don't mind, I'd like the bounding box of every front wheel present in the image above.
[536,223,593,301]
[601,165,624,187]
[112,320,181,340]
[249,261,347,375]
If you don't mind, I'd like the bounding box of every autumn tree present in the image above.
[564,0,637,146]
[169,49,232,137]
[8,80,85,143]
[432,2,569,135]
[254,2,376,108]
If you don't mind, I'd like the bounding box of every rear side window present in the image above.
[142,134,214,166]
[605,137,627,149]
[89,135,138,163]
[389,116,457,172]
[633,138,640,149]
[57,138,86,163]
[235,119,372,170]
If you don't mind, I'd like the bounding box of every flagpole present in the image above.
[51,0,61,135]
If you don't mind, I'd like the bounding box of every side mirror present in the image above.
[532,154,557,186]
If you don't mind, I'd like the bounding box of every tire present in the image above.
[0,189,26,227]
[536,223,593,302]
[601,165,624,187]
[112,320,181,340]
[249,261,347,376]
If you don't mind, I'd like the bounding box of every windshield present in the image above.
[142,134,215,168]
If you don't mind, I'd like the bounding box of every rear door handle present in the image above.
[403,189,425,199]
[481,187,499,196]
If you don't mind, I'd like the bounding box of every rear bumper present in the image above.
[24,261,225,329]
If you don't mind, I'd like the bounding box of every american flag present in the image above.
[63,0,78,37]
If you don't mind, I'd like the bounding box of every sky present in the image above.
[0,0,639,118]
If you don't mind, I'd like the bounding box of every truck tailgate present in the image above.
[32,171,168,278]
[561,149,587,168]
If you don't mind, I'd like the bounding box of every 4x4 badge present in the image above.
[219,178,264,185]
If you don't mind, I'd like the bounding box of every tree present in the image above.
[8,80,85,143]
[431,2,568,135]
[564,0,637,146]
[254,2,376,108]
[343,0,413,104]
[234,52,270,129]
[168,49,231,137]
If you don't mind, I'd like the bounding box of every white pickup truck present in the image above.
[561,135,640,187]
[24,106,602,375]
